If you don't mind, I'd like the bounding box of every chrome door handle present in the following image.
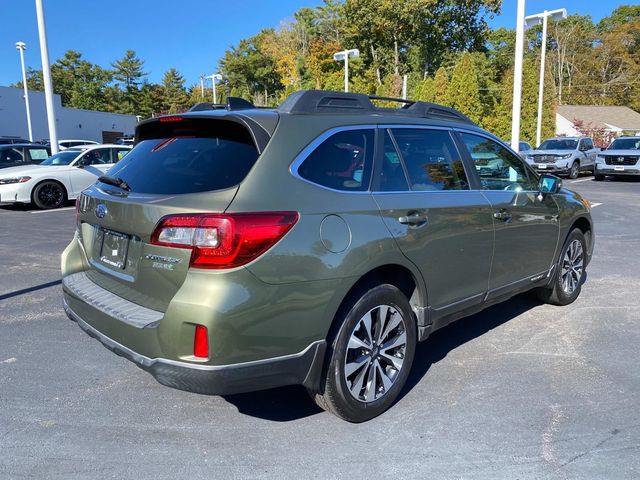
[493,209,512,222]
[398,212,428,226]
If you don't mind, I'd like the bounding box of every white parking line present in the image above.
[30,206,75,214]
[590,202,603,208]
[569,178,593,184]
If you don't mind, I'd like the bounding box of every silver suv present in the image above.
[525,137,598,178]
[595,136,640,181]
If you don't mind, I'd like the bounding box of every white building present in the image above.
[0,86,137,143]
[556,105,640,137]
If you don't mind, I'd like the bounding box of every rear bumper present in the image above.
[64,299,326,395]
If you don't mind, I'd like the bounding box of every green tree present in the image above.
[112,50,146,114]
[162,68,189,113]
[444,53,483,123]
[412,77,435,102]
[433,67,449,104]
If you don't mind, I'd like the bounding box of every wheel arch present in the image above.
[30,178,69,204]
[570,215,593,260]
[323,263,427,351]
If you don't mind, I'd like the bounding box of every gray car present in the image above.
[595,136,640,180]
[525,137,598,178]
[61,90,594,422]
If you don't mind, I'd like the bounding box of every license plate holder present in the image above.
[614,166,625,171]
[99,229,130,269]
[537,164,547,169]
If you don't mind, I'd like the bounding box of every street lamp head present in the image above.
[333,49,360,61]
[525,8,568,28]
[15,41,26,50]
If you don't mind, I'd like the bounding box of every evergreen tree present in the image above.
[445,53,483,124]
[432,67,449,105]
[161,68,189,113]
[412,77,435,102]
[112,50,146,114]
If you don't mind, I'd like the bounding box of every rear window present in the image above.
[104,119,259,194]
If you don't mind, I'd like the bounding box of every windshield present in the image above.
[40,150,80,165]
[608,138,640,150]
[538,139,578,151]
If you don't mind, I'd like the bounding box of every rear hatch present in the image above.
[76,115,268,311]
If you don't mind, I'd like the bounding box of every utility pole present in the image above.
[526,8,567,147]
[35,0,58,153]
[511,0,526,153]
[15,42,33,142]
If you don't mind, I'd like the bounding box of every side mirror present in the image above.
[538,174,562,195]
[76,158,88,168]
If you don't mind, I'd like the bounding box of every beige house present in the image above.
[556,105,640,137]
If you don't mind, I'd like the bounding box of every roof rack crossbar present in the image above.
[276,90,475,125]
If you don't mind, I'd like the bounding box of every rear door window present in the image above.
[297,129,374,192]
[105,119,259,195]
[391,128,468,191]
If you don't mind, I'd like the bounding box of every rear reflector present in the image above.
[150,212,299,269]
[194,325,209,358]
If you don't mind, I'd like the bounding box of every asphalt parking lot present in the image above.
[1,177,639,480]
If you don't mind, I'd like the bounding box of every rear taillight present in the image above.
[150,212,299,269]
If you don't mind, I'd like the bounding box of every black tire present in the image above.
[569,161,580,179]
[310,283,417,422]
[536,229,587,306]
[32,181,66,209]
[594,173,605,181]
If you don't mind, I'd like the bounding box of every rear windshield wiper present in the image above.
[98,175,131,191]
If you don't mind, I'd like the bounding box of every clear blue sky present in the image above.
[0,0,630,88]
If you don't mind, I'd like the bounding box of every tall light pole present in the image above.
[526,8,567,147]
[333,49,359,93]
[511,0,526,153]
[15,42,33,142]
[35,0,58,153]
[207,74,222,103]
[199,74,205,99]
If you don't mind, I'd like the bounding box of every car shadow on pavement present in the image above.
[223,292,541,422]
[0,200,75,212]
[398,292,541,402]
[0,279,62,301]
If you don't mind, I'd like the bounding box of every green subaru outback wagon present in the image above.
[62,91,594,422]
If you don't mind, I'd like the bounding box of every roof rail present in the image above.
[189,97,256,112]
[277,90,476,125]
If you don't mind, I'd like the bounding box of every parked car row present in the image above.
[511,135,640,181]
[0,144,131,209]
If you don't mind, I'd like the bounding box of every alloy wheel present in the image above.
[344,304,407,403]
[561,239,584,295]
[38,183,63,208]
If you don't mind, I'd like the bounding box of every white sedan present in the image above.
[0,144,131,209]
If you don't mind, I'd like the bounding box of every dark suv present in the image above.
[62,91,594,422]
[0,144,51,169]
